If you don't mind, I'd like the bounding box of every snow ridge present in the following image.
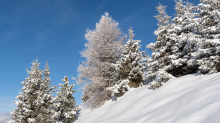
[75,73,220,123]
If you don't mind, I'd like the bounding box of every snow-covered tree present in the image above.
[146,1,199,89]
[186,0,220,74]
[145,3,174,89]
[174,0,185,18]
[10,58,57,123]
[167,0,220,75]
[165,0,199,77]
[55,76,78,123]
[146,0,220,90]
[154,3,171,27]
[76,12,126,108]
[168,0,220,75]
[107,27,146,97]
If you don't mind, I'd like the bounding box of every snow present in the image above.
[107,79,130,95]
[27,118,36,123]
[75,72,220,123]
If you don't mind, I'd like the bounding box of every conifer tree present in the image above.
[76,12,126,108]
[146,0,220,90]
[167,0,220,76]
[146,3,174,89]
[165,0,199,77]
[10,58,57,123]
[55,76,78,123]
[187,0,220,74]
[174,0,184,18]
[146,1,199,89]
[107,27,146,97]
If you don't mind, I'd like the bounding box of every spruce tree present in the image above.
[174,0,184,18]
[55,76,78,123]
[168,0,220,76]
[10,58,57,123]
[107,27,146,97]
[187,0,220,74]
[165,0,199,77]
[146,3,174,89]
[146,1,199,89]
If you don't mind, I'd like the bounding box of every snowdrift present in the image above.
[75,73,220,123]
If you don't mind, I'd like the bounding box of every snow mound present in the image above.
[75,73,220,123]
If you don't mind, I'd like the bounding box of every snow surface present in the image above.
[75,72,220,123]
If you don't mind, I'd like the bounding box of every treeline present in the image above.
[77,0,220,109]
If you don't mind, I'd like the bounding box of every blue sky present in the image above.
[0,0,200,119]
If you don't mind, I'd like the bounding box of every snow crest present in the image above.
[75,73,220,123]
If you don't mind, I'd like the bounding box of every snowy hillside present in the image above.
[75,73,220,123]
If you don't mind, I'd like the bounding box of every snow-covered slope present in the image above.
[75,73,220,123]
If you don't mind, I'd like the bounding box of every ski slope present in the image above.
[75,72,220,123]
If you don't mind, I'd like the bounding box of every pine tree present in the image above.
[39,61,59,122]
[174,0,184,18]
[146,0,220,90]
[107,27,146,97]
[146,3,174,89]
[166,0,220,76]
[55,76,78,123]
[187,0,220,74]
[10,58,57,123]
[146,1,199,89]
[165,0,199,77]
[76,12,126,108]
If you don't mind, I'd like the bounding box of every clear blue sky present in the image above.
[0,0,200,115]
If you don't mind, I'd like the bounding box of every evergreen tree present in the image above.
[146,0,220,90]
[107,27,146,97]
[146,3,174,89]
[187,0,220,74]
[76,12,126,108]
[165,0,199,77]
[174,0,184,18]
[168,0,220,76]
[146,1,199,89]
[55,76,78,123]
[10,58,57,123]
[154,3,171,27]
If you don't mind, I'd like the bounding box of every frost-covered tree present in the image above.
[76,12,126,108]
[145,3,174,89]
[154,2,171,27]
[168,0,220,75]
[10,58,57,123]
[186,0,220,74]
[172,0,193,25]
[146,0,220,90]
[55,76,78,123]
[146,1,199,89]
[165,0,199,77]
[107,27,146,97]
[174,0,185,17]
